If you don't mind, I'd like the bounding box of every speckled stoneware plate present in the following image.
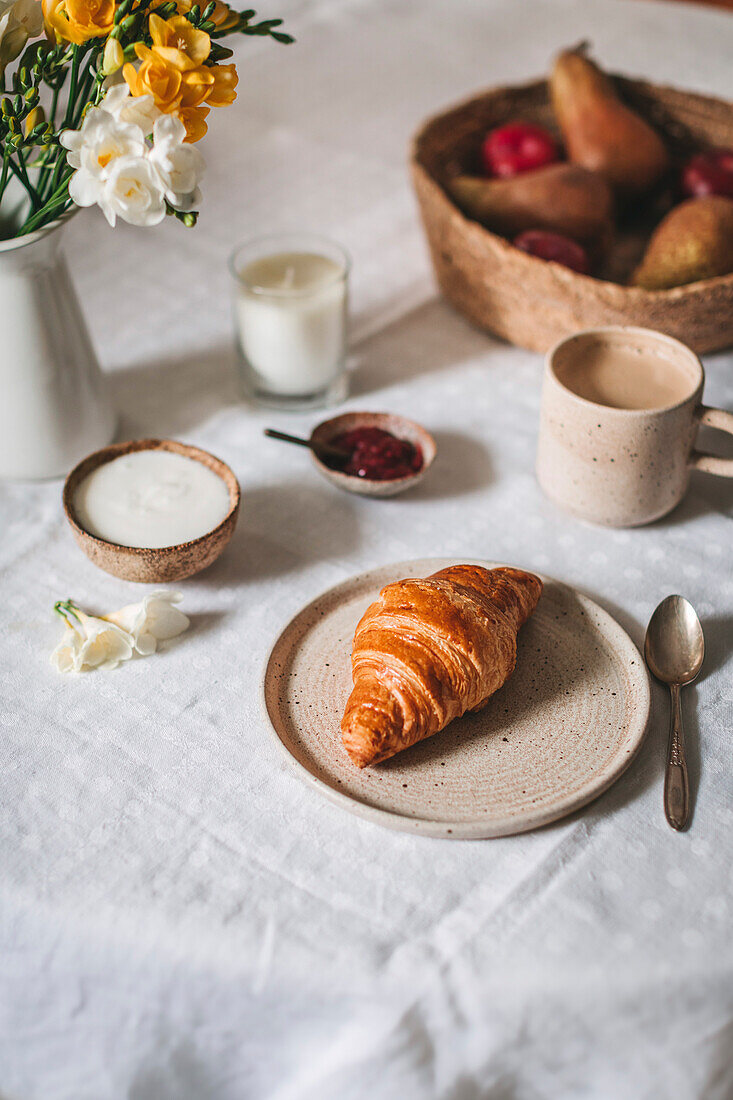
[262,559,651,838]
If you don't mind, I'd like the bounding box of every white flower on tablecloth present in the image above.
[51,626,83,673]
[148,115,203,211]
[51,601,134,672]
[0,0,43,70]
[105,591,190,656]
[51,593,189,672]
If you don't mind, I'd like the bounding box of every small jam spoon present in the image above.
[644,595,705,831]
[264,428,349,466]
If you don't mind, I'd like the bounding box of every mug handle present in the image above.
[690,405,733,477]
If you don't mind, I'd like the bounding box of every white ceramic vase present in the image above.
[0,217,115,480]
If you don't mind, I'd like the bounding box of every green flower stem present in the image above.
[38,70,69,204]
[49,75,64,130]
[38,46,98,208]
[0,146,11,206]
[33,150,60,206]
[54,599,81,628]
[68,48,99,124]
[62,45,82,129]
[41,146,68,208]
[7,153,41,211]
[16,173,73,235]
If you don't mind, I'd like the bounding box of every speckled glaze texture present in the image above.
[537,326,733,527]
[310,411,436,497]
[262,558,650,839]
[63,439,241,583]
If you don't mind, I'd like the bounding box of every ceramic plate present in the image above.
[262,559,651,838]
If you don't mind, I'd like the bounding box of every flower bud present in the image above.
[113,0,132,23]
[102,36,124,75]
[24,104,45,136]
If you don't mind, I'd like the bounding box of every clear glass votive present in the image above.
[230,232,350,410]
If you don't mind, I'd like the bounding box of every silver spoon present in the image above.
[644,595,705,831]
[263,428,349,466]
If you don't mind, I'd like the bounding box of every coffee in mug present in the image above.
[536,326,733,527]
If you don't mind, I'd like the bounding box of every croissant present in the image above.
[341,564,543,767]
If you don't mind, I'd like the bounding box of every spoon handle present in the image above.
[264,429,312,449]
[665,683,690,831]
[264,428,348,463]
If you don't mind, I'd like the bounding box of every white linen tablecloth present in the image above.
[2,1,733,1097]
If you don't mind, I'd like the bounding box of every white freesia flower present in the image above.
[105,591,190,656]
[0,0,42,69]
[101,153,167,227]
[60,107,146,213]
[51,593,189,673]
[149,115,203,211]
[102,83,161,135]
[61,103,168,227]
[51,627,83,673]
[51,601,134,673]
[61,82,203,229]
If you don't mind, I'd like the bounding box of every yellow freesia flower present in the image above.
[177,104,209,142]
[42,0,114,44]
[179,65,214,106]
[148,12,210,71]
[204,62,237,107]
[123,45,212,126]
[124,46,183,112]
[123,13,237,142]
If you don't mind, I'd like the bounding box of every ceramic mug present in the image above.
[536,326,733,527]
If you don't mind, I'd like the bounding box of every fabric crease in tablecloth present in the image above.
[2,0,733,1097]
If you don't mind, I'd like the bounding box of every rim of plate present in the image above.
[260,559,651,839]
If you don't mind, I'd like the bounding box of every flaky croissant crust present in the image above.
[341,565,543,767]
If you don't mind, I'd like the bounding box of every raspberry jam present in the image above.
[328,427,423,481]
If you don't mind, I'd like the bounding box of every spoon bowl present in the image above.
[644,594,704,831]
[645,595,705,686]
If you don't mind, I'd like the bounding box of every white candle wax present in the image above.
[235,251,347,397]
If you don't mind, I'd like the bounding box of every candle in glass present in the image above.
[230,234,349,409]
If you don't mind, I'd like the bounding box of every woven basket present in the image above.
[411,76,733,354]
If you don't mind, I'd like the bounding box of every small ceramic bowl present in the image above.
[63,438,241,583]
[310,411,436,498]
